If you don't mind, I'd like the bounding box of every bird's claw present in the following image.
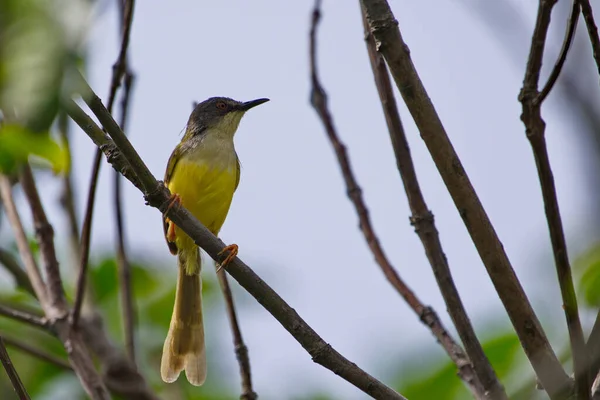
[216,244,239,273]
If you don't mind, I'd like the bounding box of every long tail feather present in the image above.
[161,250,206,386]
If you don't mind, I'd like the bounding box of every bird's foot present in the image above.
[216,244,239,273]
[165,193,182,214]
[165,193,182,242]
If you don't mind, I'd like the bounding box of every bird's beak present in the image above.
[241,98,270,111]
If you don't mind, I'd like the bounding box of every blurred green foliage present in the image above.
[0,251,237,400]
[0,0,84,173]
[1,0,599,398]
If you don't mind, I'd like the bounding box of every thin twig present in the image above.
[19,166,68,318]
[57,111,81,269]
[68,79,406,400]
[536,0,580,104]
[588,315,600,389]
[519,1,587,399]
[79,312,159,400]
[17,165,111,400]
[0,336,31,400]
[359,0,572,398]
[2,336,72,371]
[360,6,504,400]
[114,46,137,363]
[579,0,600,77]
[0,304,48,330]
[216,270,257,400]
[0,248,35,297]
[0,177,48,304]
[71,152,101,328]
[73,0,136,329]
[313,2,488,398]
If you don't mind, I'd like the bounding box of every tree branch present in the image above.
[16,165,111,399]
[1,336,72,371]
[536,0,580,104]
[0,336,31,400]
[73,0,136,329]
[216,270,257,400]
[519,1,587,399]
[67,78,407,400]
[0,304,48,330]
[113,0,137,359]
[0,248,35,297]
[359,0,573,398]
[579,0,600,77]
[311,2,490,398]
[359,6,505,400]
[0,178,48,305]
[57,111,81,271]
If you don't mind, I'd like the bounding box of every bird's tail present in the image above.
[160,248,206,386]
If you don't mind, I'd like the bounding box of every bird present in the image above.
[160,96,269,386]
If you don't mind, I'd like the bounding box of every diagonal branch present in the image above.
[0,248,35,297]
[114,68,136,364]
[536,0,580,104]
[2,336,72,371]
[359,6,506,400]
[57,111,81,271]
[311,2,489,398]
[0,336,31,400]
[0,304,48,330]
[113,0,137,364]
[579,0,600,77]
[216,270,257,400]
[0,178,48,304]
[67,80,407,400]
[73,0,136,329]
[16,165,110,399]
[519,1,587,399]
[359,0,573,398]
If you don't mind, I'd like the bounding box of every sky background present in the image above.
[7,0,600,398]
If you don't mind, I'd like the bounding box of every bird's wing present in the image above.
[163,142,186,255]
[234,153,241,191]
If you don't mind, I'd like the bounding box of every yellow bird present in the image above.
[161,96,269,386]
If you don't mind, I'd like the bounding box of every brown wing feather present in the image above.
[163,143,185,255]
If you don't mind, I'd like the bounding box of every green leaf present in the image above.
[481,331,522,379]
[397,358,466,400]
[0,124,68,173]
[578,260,600,307]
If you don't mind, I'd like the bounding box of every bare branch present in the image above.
[2,336,72,371]
[217,270,257,400]
[71,152,101,328]
[579,0,600,77]
[57,111,81,269]
[359,6,505,400]
[587,312,600,390]
[0,304,48,330]
[311,2,490,398]
[68,77,406,400]
[17,165,110,400]
[359,0,573,397]
[0,177,48,304]
[74,0,136,329]
[114,29,137,362]
[79,312,159,400]
[0,248,35,297]
[519,1,588,398]
[536,0,580,104]
[0,336,31,400]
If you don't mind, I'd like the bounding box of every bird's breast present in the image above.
[168,135,238,234]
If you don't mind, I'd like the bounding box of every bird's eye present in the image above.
[216,101,227,110]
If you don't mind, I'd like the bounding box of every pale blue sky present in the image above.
[12,1,600,398]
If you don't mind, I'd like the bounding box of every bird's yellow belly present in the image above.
[168,159,237,240]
